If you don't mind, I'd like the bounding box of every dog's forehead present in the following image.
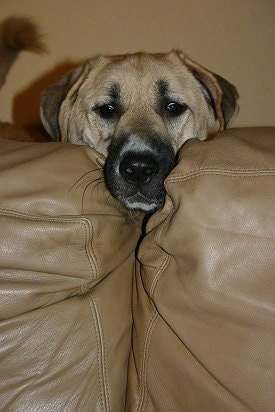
[85,52,193,94]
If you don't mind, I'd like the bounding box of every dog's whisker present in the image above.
[89,180,108,206]
[69,169,103,192]
[81,181,95,213]
[89,179,104,205]
[80,178,106,213]
[75,176,104,191]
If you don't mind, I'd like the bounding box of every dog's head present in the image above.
[40,51,239,213]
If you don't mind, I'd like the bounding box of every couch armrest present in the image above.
[0,139,142,411]
[127,127,275,411]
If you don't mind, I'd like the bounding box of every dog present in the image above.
[40,51,239,213]
[0,16,47,142]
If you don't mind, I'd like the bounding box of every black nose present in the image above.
[119,155,159,185]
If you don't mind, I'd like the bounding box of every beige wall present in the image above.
[1,0,274,127]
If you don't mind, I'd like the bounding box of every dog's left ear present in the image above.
[176,52,239,130]
[40,64,88,140]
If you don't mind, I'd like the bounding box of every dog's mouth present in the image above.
[103,134,175,213]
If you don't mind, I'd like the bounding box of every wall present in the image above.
[1,0,274,127]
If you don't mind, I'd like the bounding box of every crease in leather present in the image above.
[150,325,251,411]
[0,208,98,284]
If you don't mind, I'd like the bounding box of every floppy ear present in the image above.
[210,71,240,128]
[40,64,87,141]
[176,52,239,130]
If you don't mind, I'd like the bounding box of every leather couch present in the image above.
[0,127,274,411]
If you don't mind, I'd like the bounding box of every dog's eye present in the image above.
[96,104,116,119]
[165,102,186,117]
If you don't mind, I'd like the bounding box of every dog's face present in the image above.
[41,51,239,212]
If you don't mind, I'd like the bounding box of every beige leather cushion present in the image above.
[127,128,275,412]
[0,140,142,411]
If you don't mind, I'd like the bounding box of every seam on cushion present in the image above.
[149,202,176,297]
[87,292,110,412]
[137,213,173,408]
[0,208,99,284]
[0,207,88,220]
[167,168,275,183]
[91,292,111,412]
[149,253,171,298]
[78,218,100,293]
[87,293,104,411]
[137,311,159,412]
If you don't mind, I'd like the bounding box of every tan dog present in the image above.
[41,51,239,212]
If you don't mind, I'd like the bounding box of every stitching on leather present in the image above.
[90,292,111,412]
[0,208,82,220]
[82,218,100,286]
[167,168,275,183]
[76,217,99,294]
[149,202,175,296]
[137,311,159,412]
[87,293,105,411]
[149,253,171,297]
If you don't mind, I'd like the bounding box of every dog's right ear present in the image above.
[40,64,86,141]
[172,51,239,131]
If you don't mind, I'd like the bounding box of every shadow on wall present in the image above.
[12,60,80,130]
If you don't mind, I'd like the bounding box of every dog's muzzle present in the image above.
[103,134,175,213]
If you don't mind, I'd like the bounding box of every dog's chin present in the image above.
[104,172,168,213]
[117,191,163,213]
